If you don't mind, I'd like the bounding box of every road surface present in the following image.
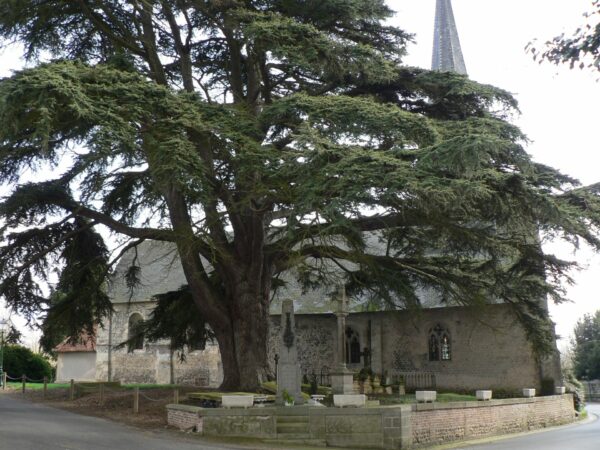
[454,403,600,450]
[0,394,263,450]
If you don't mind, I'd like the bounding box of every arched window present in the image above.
[428,324,451,361]
[345,327,361,364]
[128,313,144,353]
[429,334,439,361]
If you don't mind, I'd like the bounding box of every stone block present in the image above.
[555,386,566,395]
[416,391,437,403]
[476,390,492,401]
[222,395,254,409]
[331,371,355,395]
[522,388,536,398]
[333,394,367,408]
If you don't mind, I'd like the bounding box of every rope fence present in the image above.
[5,374,23,381]
[3,373,183,414]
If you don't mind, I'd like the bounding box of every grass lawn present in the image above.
[4,381,182,391]
[377,392,477,405]
[5,382,70,390]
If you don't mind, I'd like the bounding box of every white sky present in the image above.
[1,0,599,351]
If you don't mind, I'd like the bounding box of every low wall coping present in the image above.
[411,394,572,412]
[166,404,202,414]
[168,395,573,417]
[167,404,412,417]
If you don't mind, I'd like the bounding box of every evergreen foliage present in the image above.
[572,311,600,380]
[0,1,599,389]
[5,325,22,345]
[3,345,53,381]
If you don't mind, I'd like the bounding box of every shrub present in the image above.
[3,345,53,381]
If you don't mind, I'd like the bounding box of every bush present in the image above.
[3,345,53,381]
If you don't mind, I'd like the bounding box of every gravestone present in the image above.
[276,299,304,405]
[330,287,355,394]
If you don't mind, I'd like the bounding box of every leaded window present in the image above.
[428,324,451,361]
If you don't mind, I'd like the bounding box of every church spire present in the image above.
[432,0,467,75]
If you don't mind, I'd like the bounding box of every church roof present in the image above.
[432,0,468,75]
[54,331,96,353]
[109,240,448,314]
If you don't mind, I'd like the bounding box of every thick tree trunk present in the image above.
[210,288,271,391]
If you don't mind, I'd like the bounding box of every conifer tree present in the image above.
[0,1,599,390]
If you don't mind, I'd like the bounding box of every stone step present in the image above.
[277,424,310,434]
[276,415,310,424]
[265,438,327,446]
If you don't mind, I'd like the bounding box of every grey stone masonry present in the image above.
[432,0,467,74]
[331,288,354,395]
[276,299,304,405]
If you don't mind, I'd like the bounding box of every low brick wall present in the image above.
[167,404,203,432]
[166,395,575,449]
[411,395,575,447]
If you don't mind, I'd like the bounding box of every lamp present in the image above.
[0,318,8,387]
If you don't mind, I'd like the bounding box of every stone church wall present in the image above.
[269,304,550,391]
[96,301,223,387]
[96,301,554,391]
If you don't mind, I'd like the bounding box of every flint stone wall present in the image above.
[269,304,557,391]
[97,302,554,391]
[96,301,223,386]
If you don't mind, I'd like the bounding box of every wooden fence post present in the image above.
[99,383,105,406]
[173,387,179,405]
[43,377,48,400]
[2,372,6,390]
[69,379,75,401]
[21,374,25,394]
[133,387,139,414]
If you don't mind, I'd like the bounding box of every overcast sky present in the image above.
[1,0,599,350]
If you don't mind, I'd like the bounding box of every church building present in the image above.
[89,0,562,392]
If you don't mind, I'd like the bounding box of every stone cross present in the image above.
[330,286,355,394]
[276,299,304,405]
[335,286,349,369]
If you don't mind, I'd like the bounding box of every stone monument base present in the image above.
[331,369,355,395]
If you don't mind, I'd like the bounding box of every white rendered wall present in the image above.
[56,352,97,382]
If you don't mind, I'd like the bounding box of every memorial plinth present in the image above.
[276,299,304,405]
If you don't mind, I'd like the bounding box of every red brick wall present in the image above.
[167,405,202,432]
[411,395,575,447]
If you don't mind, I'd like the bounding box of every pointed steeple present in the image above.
[432,0,467,75]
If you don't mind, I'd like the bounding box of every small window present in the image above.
[428,324,451,362]
[128,313,144,353]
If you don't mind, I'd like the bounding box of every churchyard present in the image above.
[3,297,576,450]
[163,299,576,449]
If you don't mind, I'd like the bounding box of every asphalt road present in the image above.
[454,403,600,450]
[0,394,264,450]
